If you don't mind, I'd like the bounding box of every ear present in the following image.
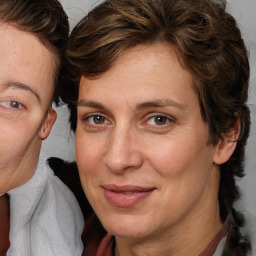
[38,107,57,140]
[213,119,240,165]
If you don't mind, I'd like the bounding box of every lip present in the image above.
[102,184,156,208]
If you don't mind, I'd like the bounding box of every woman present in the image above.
[61,0,254,255]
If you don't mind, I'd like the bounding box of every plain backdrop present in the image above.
[42,0,256,215]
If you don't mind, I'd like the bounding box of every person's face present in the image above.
[76,44,222,240]
[0,24,57,194]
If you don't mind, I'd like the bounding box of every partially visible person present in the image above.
[61,0,255,255]
[0,0,84,255]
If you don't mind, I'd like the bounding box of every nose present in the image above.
[103,127,143,174]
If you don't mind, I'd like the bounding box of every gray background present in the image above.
[42,0,256,214]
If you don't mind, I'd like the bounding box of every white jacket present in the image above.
[7,153,84,256]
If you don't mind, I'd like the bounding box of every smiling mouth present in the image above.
[102,185,156,208]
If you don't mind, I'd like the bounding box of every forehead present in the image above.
[79,44,196,102]
[0,23,56,104]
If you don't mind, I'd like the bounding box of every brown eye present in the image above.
[86,114,108,125]
[154,116,168,125]
[93,115,106,124]
[10,101,20,108]
[147,115,172,126]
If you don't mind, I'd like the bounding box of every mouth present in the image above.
[102,185,156,208]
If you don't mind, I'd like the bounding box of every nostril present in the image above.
[104,149,143,173]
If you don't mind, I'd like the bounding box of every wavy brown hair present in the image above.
[0,0,69,103]
[61,0,250,221]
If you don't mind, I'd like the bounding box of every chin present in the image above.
[99,212,152,239]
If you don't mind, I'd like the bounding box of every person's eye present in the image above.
[0,100,23,109]
[147,114,174,126]
[86,114,109,125]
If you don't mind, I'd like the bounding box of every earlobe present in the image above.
[213,120,240,165]
[38,107,57,140]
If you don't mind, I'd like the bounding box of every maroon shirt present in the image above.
[0,194,10,256]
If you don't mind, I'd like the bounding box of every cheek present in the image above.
[148,145,215,227]
[75,133,104,182]
[0,122,29,150]
[144,137,195,177]
[144,135,215,200]
[0,122,39,167]
[75,137,104,211]
[144,127,213,177]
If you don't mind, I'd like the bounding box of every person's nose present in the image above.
[103,126,143,174]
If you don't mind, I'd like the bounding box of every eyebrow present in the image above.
[136,99,185,111]
[77,99,185,111]
[77,100,105,109]
[5,82,41,102]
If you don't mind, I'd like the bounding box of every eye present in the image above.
[147,114,173,126]
[86,114,109,125]
[0,100,23,109]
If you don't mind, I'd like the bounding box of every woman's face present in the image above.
[76,44,220,240]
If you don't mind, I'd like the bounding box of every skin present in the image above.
[0,23,57,194]
[76,43,238,256]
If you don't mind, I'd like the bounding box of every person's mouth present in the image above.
[102,184,156,208]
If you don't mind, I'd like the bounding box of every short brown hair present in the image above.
[0,0,69,103]
[61,0,250,220]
